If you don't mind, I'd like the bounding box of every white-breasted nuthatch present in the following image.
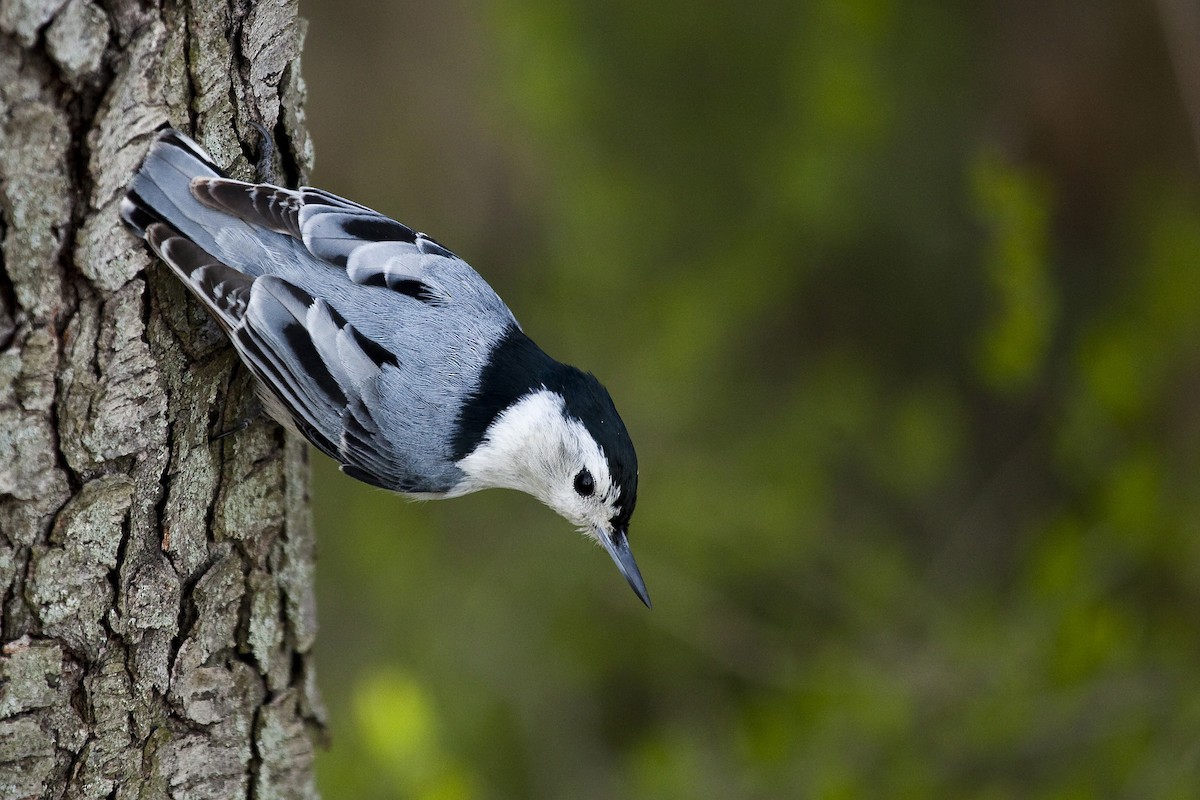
[120,128,648,606]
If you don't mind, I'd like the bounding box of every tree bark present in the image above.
[0,0,324,797]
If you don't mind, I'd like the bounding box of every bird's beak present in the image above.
[597,526,652,608]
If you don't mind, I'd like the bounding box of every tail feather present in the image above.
[118,189,158,237]
[121,128,263,268]
[154,128,226,172]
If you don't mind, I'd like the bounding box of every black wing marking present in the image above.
[184,176,453,305]
[236,279,418,493]
[141,221,407,488]
[142,222,344,456]
[297,205,415,267]
[297,199,453,305]
[232,277,411,490]
[192,178,303,238]
[145,223,253,330]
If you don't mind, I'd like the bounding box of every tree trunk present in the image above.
[0,0,324,797]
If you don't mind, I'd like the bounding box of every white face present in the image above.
[455,390,624,537]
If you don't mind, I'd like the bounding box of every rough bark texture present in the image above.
[0,0,324,797]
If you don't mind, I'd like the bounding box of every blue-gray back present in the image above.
[124,129,518,493]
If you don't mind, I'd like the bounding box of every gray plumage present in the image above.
[123,129,514,493]
[121,128,648,606]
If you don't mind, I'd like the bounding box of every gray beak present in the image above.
[597,526,652,608]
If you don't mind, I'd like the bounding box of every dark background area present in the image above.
[299,1,1200,796]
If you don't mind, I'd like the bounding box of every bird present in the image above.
[120,127,648,607]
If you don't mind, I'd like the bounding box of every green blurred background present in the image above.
[300,1,1200,797]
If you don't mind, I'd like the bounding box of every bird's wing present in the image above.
[144,222,407,490]
[191,177,455,305]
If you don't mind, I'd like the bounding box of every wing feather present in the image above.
[183,175,453,303]
[121,129,502,496]
[141,219,407,488]
[145,223,252,330]
[192,178,303,238]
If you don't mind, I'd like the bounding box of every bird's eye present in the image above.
[573,469,595,497]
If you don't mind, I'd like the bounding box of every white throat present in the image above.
[453,390,587,499]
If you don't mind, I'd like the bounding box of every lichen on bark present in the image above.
[0,0,325,797]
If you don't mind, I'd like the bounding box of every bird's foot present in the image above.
[212,400,264,442]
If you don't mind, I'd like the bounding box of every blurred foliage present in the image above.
[299,0,1200,797]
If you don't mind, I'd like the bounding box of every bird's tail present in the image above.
[119,128,237,259]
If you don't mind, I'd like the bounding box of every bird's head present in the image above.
[456,375,647,607]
